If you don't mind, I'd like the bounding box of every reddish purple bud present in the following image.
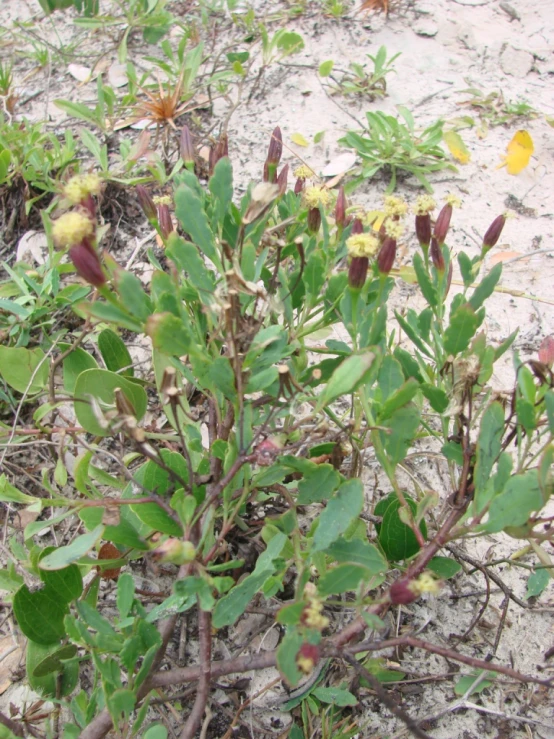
[255,437,283,466]
[335,186,347,229]
[390,578,417,605]
[180,125,195,167]
[348,256,369,290]
[482,214,506,252]
[276,164,289,195]
[430,236,445,272]
[136,185,156,221]
[434,203,452,245]
[81,193,96,220]
[69,242,106,287]
[415,213,431,247]
[538,335,554,368]
[267,126,283,165]
[294,176,305,195]
[351,217,364,235]
[209,134,228,176]
[307,207,321,234]
[377,237,397,274]
[157,204,173,240]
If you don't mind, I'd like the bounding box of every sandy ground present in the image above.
[1,0,553,737]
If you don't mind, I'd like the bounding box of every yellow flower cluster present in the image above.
[384,219,405,240]
[346,233,379,258]
[64,173,101,205]
[293,164,313,180]
[303,583,329,630]
[52,212,94,248]
[153,195,172,206]
[412,195,437,216]
[383,195,408,217]
[409,572,441,596]
[303,186,331,209]
[445,193,462,208]
[297,653,316,674]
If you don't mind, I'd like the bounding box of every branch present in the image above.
[179,608,212,739]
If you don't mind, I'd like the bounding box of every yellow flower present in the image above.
[153,195,172,206]
[384,219,405,240]
[294,164,313,180]
[297,654,316,674]
[445,193,462,208]
[52,212,94,248]
[64,173,101,204]
[303,186,331,209]
[383,195,408,217]
[412,195,436,216]
[409,572,441,596]
[346,233,379,258]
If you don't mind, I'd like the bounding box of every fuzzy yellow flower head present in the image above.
[293,164,313,180]
[412,195,436,216]
[383,195,408,217]
[303,186,331,210]
[52,212,94,248]
[409,572,441,597]
[384,219,405,240]
[153,195,172,206]
[346,233,379,259]
[445,193,462,208]
[64,173,101,205]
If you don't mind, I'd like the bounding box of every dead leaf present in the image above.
[97,542,122,580]
[291,132,309,147]
[488,250,522,265]
[443,130,471,164]
[67,64,92,83]
[16,231,48,265]
[107,63,128,88]
[321,152,357,177]
[498,129,534,175]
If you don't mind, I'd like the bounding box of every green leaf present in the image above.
[0,346,49,394]
[174,184,219,265]
[146,312,197,358]
[74,369,147,436]
[485,469,546,533]
[525,569,550,600]
[376,494,426,561]
[444,304,481,356]
[474,401,504,514]
[454,671,494,697]
[40,563,83,602]
[39,526,104,570]
[318,60,334,77]
[361,657,405,684]
[130,502,183,537]
[32,644,77,677]
[303,252,326,300]
[165,234,214,297]
[27,641,79,698]
[116,271,152,322]
[312,686,357,706]
[212,532,287,628]
[63,347,98,394]
[0,475,39,505]
[107,688,136,726]
[209,156,233,223]
[312,479,364,552]
[469,263,502,310]
[318,564,370,595]
[325,538,387,573]
[377,356,404,401]
[379,379,420,421]
[83,301,143,332]
[276,628,304,687]
[143,726,168,739]
[315,350,377,412]
[394,311,433,358]
[297,464,340,504]
[13,585,68,644]
[379,405,421,467]
[54,99,101,128]
[98,329,133,377]
[413,253,437,307]
[421,383,449,413]
[117,573,135,620]
[427,556,462,579]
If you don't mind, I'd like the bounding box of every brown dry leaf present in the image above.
[97,542,122,580]
[360,0,390,13]
[488,250,522,266]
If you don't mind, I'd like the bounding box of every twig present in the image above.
[179,608,212,739]
[341,653,433,739]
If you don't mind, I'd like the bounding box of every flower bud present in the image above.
[157,204,174,240]
[151,538,196,565]
[377,237,397,274]
[68,241,106,287]
[296,643,320,675]
[255,436,284,466]
[276,163,288,195]
[538,335,554,368]
[307,207,321,234]
[263,126,282,183]
[294,176,305,195]
[348,256,369,290]
[433,203,452,245]
[351,217,364,236]
[482,214,506,253]
[390,578,417,605]
[335,186,347,229]
[136,185,157,221]
[209,134,228,176]
[430,236,445,272]
[180,125,195,168]
[415,213,431,248]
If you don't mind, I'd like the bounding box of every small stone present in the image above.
[414,18,438,37]
[500,46,534,78]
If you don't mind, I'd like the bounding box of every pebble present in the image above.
[414,18,439,37]
[500,46,534,77]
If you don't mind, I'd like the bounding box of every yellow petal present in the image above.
[499,129,534,175]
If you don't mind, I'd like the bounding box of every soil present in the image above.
[0,0,553,737]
